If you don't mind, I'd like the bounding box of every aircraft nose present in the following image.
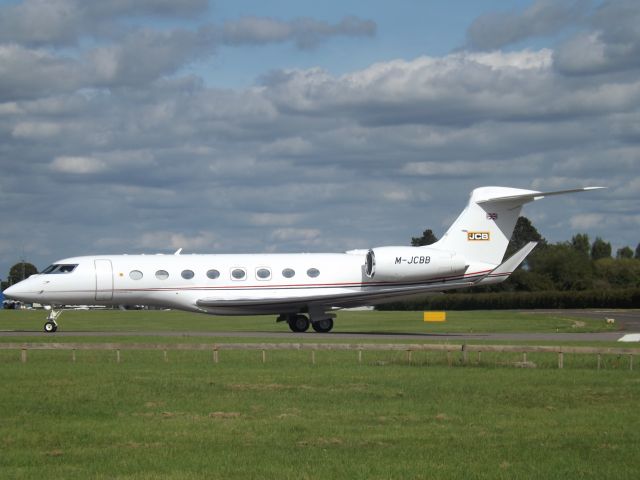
[3,282,30,302]
[3,284,18,298]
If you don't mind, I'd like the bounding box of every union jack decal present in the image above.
[486,212,498,220]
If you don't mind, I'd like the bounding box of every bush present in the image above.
[376,288,640,310]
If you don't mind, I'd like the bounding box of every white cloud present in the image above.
[50,156,107,174]
[261,137,313,156]
[138,231,218,251]
[269,228,322,245]
[569,213,606,230]
[249,213,303,227]
[12,121,61,139]
[0,1,638,277]
[466,0,589,50]
[220,15,376,49]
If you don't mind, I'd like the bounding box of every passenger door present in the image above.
[94,259,114,301]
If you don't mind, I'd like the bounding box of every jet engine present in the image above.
[365,246,467,282]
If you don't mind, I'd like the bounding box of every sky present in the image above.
[0,0,639,278]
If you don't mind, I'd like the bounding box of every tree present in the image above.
[616,246,634,259]
[527,244,593,291]
[8,262,38,285]
[635,243,640,259]
[594,258,640,288]
[591,237,612,260]
[570,233,590,257]
[506,269,556,292]
[411,229,438,246]
[505,216,546,258]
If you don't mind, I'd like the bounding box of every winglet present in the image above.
[174,248,183,255]
[475,241,538,286]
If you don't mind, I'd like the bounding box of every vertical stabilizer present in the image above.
[432,186,603,266]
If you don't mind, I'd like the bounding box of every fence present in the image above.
[0,342,637,370]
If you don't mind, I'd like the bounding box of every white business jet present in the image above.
[3,186,602,333]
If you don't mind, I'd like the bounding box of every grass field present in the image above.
[1,309,638,479]
[1,350,639,479]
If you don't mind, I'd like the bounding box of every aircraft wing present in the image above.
[195,278,479,312]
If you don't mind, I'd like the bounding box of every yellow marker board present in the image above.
[423,311,446,322]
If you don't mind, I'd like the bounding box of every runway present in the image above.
[0,329,634,342]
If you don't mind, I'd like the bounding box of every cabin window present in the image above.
[282,268,295,278]
[256,268,271,280]
[231,268,246,280]
[57,264,77,273]
[129,270,143,280]
[155,270,169,280]
[306,268,320,278]
[181,270,195,280]
[206,269,220,280]
[42,264,78,274]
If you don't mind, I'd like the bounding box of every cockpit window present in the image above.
[42,264,78,274]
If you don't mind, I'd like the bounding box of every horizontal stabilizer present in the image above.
[476,187,604,206]
[476,241,538,286]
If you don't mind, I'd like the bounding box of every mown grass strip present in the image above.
[1,351,639,479]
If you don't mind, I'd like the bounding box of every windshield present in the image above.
[42,264,78,274]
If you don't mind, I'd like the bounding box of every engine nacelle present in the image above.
[365,246,467,282]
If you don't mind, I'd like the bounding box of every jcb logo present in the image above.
[468,232,490,241]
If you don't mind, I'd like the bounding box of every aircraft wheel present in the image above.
[312,318,334,333]
[288,314,310,333]
[44,321,57,333]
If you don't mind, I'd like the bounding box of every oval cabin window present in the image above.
[231,268,246,280]
[306,268,320,278]
[282,268,295,278]
[256,268,271,280]
[207,269,220,279]
[129,270,143,280]
[155,270,169,280]
[181,270,195,280]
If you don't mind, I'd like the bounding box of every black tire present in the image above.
[288,314,310,333]
[44,321,56,333]
[312,318,334,333]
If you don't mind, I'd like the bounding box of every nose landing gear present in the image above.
[43,308,62,333]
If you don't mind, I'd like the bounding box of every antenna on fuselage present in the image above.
[174,248,183,255]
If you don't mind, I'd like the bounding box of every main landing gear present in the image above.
[43,307,62,333]
[277,313,335,333]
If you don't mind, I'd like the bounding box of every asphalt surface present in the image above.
[0,329,633,342]
[1,309,638,342]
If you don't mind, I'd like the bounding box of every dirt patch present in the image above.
[209,411,241,419]
[229,383,306,391]
[125,442,163,449]
[297,437,343,447]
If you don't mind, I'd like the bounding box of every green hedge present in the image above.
[376,288,640,310]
